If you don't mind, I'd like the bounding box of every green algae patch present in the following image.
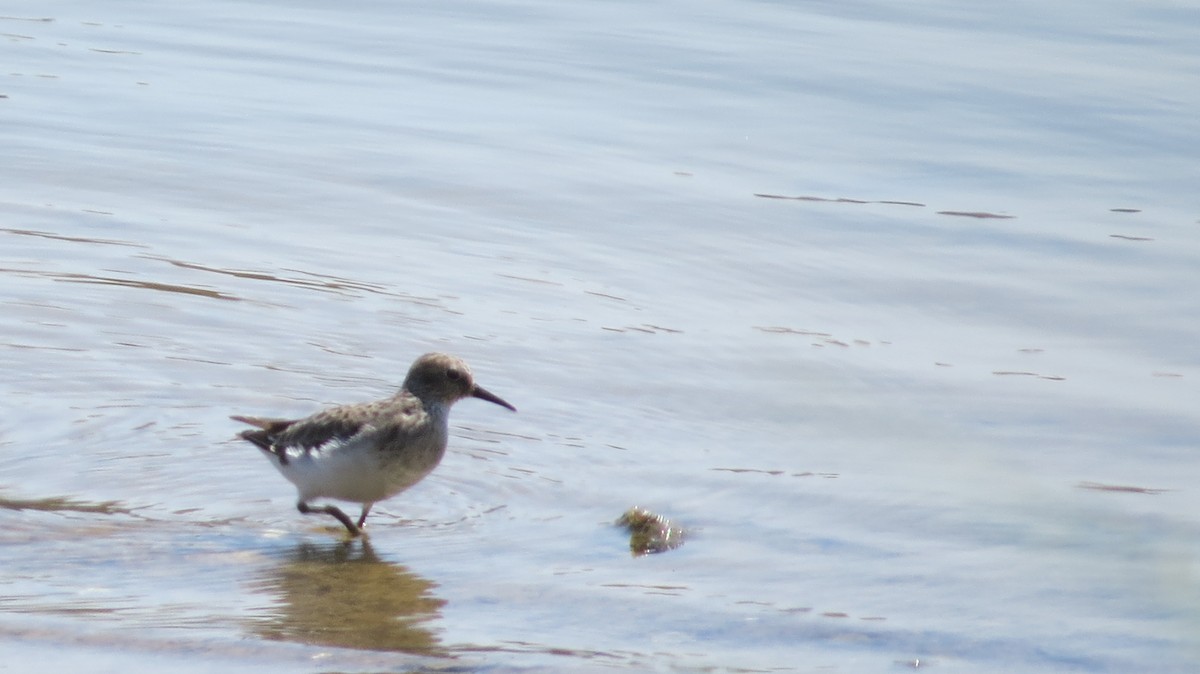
[0,494,128,514]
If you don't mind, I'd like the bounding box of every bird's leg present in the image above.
[298,501,361,536]
[356,503,373,529]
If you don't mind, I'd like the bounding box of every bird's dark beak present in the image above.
[472,385,516,412]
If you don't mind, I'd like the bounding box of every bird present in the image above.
[231,352,516,536]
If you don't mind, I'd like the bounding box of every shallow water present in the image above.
[2,1,1198,671]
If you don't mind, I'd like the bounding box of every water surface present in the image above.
[2,1,1198,671]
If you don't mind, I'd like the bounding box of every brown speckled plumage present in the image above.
[232,352,515,536]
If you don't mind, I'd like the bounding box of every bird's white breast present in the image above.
[268,420,449,505]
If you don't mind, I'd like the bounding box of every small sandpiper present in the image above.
[232,352,515,536]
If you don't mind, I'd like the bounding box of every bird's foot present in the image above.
[298,501,361,537]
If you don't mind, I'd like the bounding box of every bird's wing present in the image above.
[261,403,383,451]
[232,396,420,456]
[231,409,365,453]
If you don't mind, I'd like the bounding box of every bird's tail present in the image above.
[230,415,296,457]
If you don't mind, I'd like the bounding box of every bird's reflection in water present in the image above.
[249,538,446,655]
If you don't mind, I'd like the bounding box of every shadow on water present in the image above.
[246,538,447,656]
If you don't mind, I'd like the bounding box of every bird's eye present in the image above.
[446,368,462,381]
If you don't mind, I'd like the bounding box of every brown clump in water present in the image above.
[616,506,686,556]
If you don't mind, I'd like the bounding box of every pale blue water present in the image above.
[1,1,1198,672]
